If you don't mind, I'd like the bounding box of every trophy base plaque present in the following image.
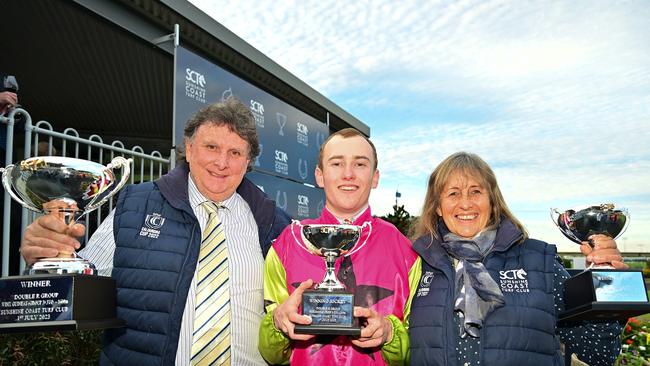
[295,290,361,336]
[0,274,124,334]
[559,269,650,323]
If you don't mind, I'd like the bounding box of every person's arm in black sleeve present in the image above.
[554,256,622,366]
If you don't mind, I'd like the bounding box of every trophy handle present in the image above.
[291,220,314,255]
[550,208,582,244]
[84,157,132,212]
[614,208,630,240]
[344,221,372,257]
[0,165,42,213]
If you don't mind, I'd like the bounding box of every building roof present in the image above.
[0,0,369,154]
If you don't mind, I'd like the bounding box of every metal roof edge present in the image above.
[160,0,369,136]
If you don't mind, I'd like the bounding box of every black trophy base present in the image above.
[295,289,361,336]
[559,302,650,323]
[294,320,361,336]
[559,269,650,323]
[0,274,123,334]
[0,318,126,334]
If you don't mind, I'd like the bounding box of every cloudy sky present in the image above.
[188,0,650,253]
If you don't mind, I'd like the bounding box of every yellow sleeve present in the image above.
[258,247,292,365]
[381,257,422,365]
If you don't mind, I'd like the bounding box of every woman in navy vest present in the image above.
[408,152,623,366]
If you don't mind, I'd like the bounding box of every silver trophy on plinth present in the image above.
[551,204,650,322]
[0,156,131,333]
[1,156,131,274]
[291,221,371,336]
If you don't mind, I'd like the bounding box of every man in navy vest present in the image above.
[20,97,291,365]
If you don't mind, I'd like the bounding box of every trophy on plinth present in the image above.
[291,221,371,336]
[0,156,131,333]
[551,204,650,322]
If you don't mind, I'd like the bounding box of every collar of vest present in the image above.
[154,162,193,214]
[154,162,280,243]
[413,217,523,273]
[237,173,278,242]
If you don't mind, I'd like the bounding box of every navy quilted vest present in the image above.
[100,182,198,366]
[99,163,290,365]
[409,220,563,366]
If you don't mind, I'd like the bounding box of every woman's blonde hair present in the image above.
[412,152,528,241]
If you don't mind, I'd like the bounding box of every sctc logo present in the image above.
[250,100,264,114]
[499,269,527,280]
[297,122,308,135]
[297,122,309,147]
[297,194,310,217]
[499,268,529,293]
[185,68,206,87]
[274,150,289,175]
[275,150,288,163]
[298,195,309,206]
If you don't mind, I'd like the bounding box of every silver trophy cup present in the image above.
[299,223,365,290]
[291,221,371,335]
[1,156,131,275]
[550,204,650,322]
[551,204,629,245]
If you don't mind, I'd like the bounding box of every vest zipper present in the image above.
[163,221,198,363]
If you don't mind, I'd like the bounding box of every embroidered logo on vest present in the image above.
[416,271,435,297]
[140,213,165,238]
[499,268,529,293]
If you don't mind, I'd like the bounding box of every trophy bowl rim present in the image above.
[550,203,630,244]
[551,203,629,215]
[300,224,362,253]
[3,156,131,217]
[18,156,112,171]
[291,221,368,256]
[301,223,360,231]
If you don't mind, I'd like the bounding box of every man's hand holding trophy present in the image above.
[0,156,131,332]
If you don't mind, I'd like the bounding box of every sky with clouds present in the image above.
[188,0,650,253]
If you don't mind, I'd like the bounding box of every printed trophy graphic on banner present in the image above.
[551,204,650,322]
[276,112,286,136]
[0,156,131,332]
[291,221,371,335]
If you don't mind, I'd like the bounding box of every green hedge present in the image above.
[0,330,101,365]
[2,316,649,365]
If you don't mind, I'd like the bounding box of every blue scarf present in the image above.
[441,229,505,338]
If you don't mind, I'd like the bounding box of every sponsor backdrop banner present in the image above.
[247,171,325,219]
[174,46,327,217]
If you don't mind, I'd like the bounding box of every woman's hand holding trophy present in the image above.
[579,234,627,269]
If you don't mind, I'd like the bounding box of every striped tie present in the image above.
[191,201,231,366]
